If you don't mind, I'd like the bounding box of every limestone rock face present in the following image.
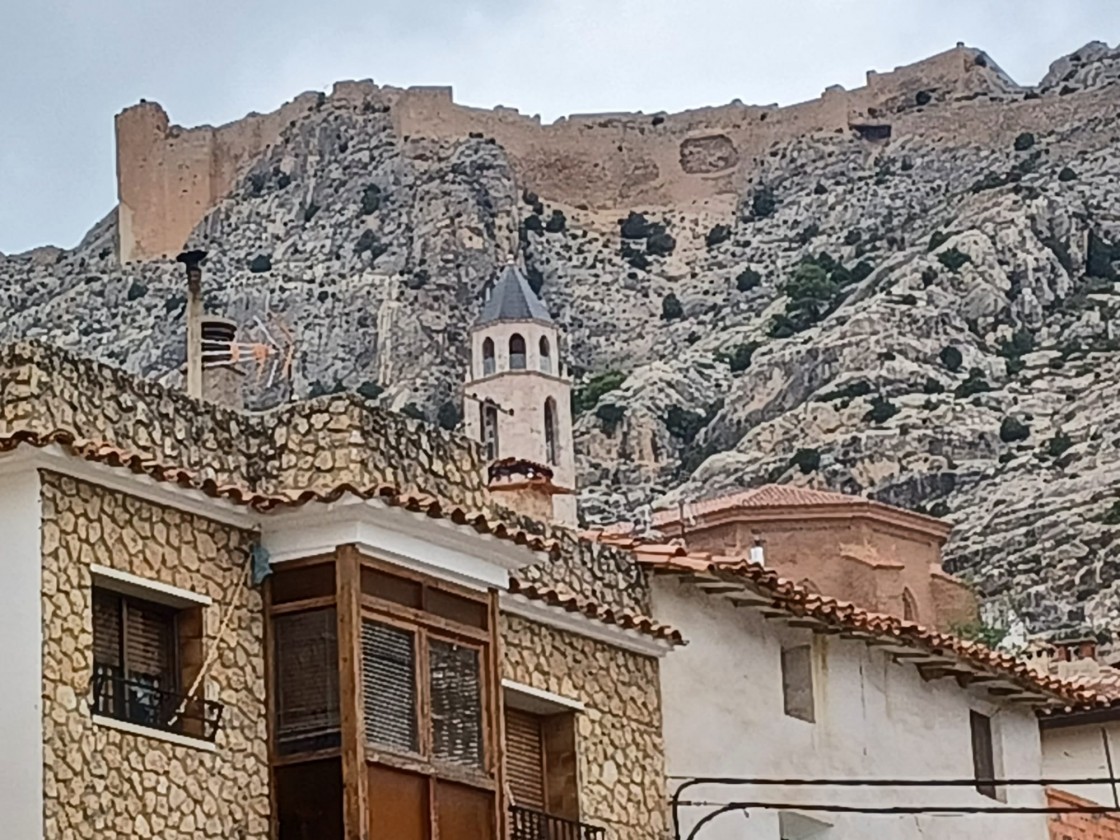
[5,44,1120,637]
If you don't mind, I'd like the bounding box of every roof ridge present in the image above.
[473,264,553,327]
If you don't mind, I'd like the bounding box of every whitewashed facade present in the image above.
[654,577,1051,840]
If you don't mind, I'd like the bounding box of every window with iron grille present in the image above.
[91,586,220,740]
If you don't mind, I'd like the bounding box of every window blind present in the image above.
[430,639,483,769]
[124,599,176,684]
[362,621,418,753]
[92,588,122,669]
[505,708,546,810]
[274,608,341,755]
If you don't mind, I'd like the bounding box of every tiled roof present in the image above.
[0,428,558,555]
[648,483,948,532]
[473,264,553,327]
[629,542,1112,709]
[1062,664,1120,700]
[508,577,684,645]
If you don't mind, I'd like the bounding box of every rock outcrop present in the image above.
[4,42,1120,638]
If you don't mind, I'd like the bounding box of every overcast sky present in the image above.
[1,1,1115,254]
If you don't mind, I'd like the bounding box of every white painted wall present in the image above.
[1042,720,1120,806]
[0,467,43,839]
[654,577,1049,840]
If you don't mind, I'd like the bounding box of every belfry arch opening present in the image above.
[509,334,527,370]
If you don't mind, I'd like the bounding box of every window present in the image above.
[971,710,997,799]
[539,336,552,373]
[430,640,484,768]
[902,588,919,622]
[509,334,527,370]
[544,398,559,466]
[362,621,418,753]
[781,644,815,723]
[274,608,341,755]
[481,403,500,460]
[504,688,581,824]
[91,586,219,740]
[482,337,496,376]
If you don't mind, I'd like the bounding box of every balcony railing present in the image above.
[509,805,606,840]
[91,665,224,742]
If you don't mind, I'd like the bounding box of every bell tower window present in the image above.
[509,334,526,370]
[539,337,552,374]
[544,399,558,466]
[481,338,495,377]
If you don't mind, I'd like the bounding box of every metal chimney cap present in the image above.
[175,249,208,267]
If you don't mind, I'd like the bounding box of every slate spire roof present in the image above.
[473,264,553,327]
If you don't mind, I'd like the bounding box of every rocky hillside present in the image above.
[4,42,1120,637]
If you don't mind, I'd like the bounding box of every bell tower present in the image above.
[465,264,577,524]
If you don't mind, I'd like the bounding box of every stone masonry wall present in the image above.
[501,614,667,840]
[115,45,1012,261]
[41,472,269,838]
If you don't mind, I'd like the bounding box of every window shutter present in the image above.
[971,711,997,798]
[430,639,483,769]
[362,621,418,753]
[92,589,122,669]
[124,600,176,685]
[506,708,546,810]
[274,608,341,755]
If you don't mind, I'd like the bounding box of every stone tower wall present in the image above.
[113,45,1012,262]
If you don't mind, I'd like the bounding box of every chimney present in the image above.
[175,249,244,409]
[175,249,207,399]
[200,316,245,409]
[749,536,765,566]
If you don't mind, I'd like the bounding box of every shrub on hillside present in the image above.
[864,396,899,425]
[646,228,677,257]
[437,401,461,430]
[791,448,821,474]
[619,212,653,240]
[717,342,760,373]
[706,225,732,248]
[751,187,777,218]
[596,403,626,436]
[1014,132,1036,152]
[249,254,273,273]
[938,248,971,273]
[736,268,762,292]
[999,416,1030,443]
[361,183,383,215]
[662,293,684,320]
[572,370,626,413]
[545,210,567,233]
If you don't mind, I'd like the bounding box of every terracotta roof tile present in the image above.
[647,483,946,531]
[508,577,685,646]
[635,548,1112,709]
[0,429,558,555]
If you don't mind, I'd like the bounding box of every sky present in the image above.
[1,1,1116,254]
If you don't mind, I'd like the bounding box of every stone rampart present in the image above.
[115,45,1011,262]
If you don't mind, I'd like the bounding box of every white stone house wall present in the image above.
[653,577,1050,840]
[1041,719,1120,806]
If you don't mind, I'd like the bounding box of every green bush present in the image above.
[864,396,899,425]
[248,254,273,273]
[1101,500,1120,525]
[999,416,1030,443]
[844,229,863,246]
[928,230,950,251]
[717,342,760,373]
[1046,433,1072,458]
[955,368,992,398]
[751,187,776,218]
[523,214,543,234]
[662,293,684,320]
[361,183,383,215]
[664,405,708,443]
[545,210,567,233]
[784,263,838,322]
[573,370,626,413]
[706,225,732,248]
[797,223,820,245]
[768,313,798,339]
[939,345,963,372]
[1086,230,1119,279]
[950,620,1008,649]
[619,212,653,240]
[356,381,384,400]
[437,401,461,430]
[646,229,677,256]
[923,377,944,395]
[400,403,426,421]
[915,90,932,106]
[736,268,762,292]
[850,261,874,283]
[1013,132,1036,152]
[354,230,389,260]
[938,247,971,272]
[791,448,821,474]
[1058,166,1078,182]
[596,403,626,436]
[999,329,1035,358]
[126,281,148,301]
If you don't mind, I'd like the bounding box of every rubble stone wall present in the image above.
[40,472,270,838]
[500,614,667,840]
